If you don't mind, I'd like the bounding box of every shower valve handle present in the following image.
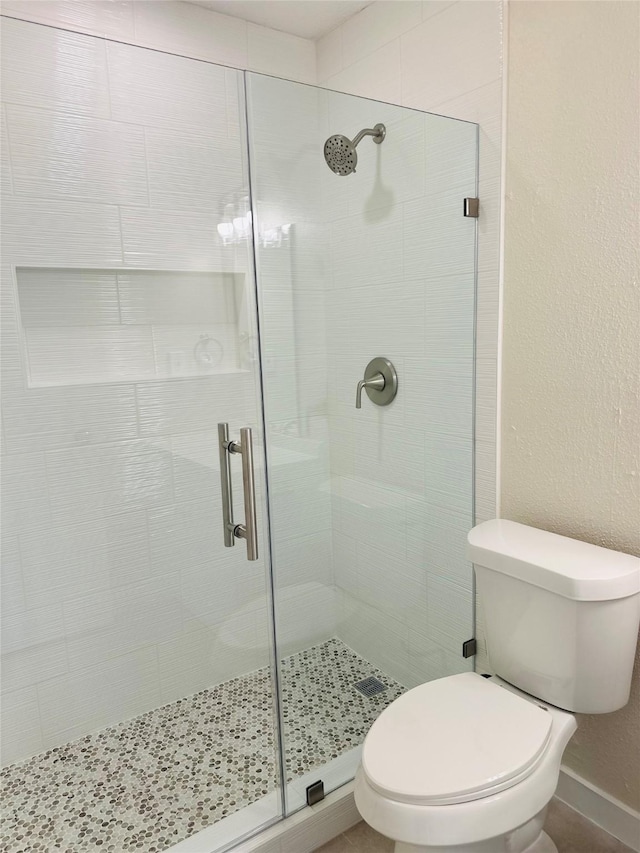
[355,358,399,409]
[355,373,385,408]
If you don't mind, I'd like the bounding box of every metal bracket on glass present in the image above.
[463,197,479,218]
[217,423,259,561]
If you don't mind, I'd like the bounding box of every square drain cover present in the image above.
[354,676,387,698]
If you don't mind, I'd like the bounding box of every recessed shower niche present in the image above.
[15,267,251,386]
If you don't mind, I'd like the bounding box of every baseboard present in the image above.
[556,766,640,852]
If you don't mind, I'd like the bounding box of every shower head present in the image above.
[323,123,386,176]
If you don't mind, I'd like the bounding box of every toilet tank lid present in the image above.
[468,520,640,601]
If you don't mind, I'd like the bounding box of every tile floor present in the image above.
[314,799,637,853]
[1,638,404,853]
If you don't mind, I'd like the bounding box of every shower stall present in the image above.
[0,16,478,853]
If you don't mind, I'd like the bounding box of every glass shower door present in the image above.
[246,73,478,810]
[0,18,282,853]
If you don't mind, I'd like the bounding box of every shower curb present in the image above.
[233,783,359,853]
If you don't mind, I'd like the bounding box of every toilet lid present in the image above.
[361,672,553,806]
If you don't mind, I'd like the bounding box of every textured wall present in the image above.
[315,0,504,682]
[502,0,640,809]
[0,3,320,767]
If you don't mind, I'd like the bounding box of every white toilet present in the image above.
[354,520,640,853]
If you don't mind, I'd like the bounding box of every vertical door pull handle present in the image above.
[217,423,259,561]
[217,422,235,548]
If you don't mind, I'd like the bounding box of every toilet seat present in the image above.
[361,672,553,806]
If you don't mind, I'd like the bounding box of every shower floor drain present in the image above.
[354,676,387,698]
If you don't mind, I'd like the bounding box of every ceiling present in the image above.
[188,1,371,40]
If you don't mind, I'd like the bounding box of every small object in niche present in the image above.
[194,334,223,371]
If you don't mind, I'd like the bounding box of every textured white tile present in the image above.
[407,632,471,686]
[423,432,473,514]
[0,686,43,766]
[37,646,160,745]
[332,477,406,555]
[1,265,24,388]
[0,18,111,117]
[117,270,237,326]
[354,422,425,497]
[330,204,403,290]
[341,1,422,67]
[63,574,182,671]
[1,105,12,195]
[133,0,247,67]
[107,40,230,133]
[0,451,51,535]
[247,24,315,84]
[324,39,402,104]
[145,127,245,212]
[404,357,473,438]
[2,384,137,453]
[17,268,120,328]
[316,26,343,83]
[336,595,410,687]
[1,2,135,40]
[0,534,25,619]
[45,439,173,522]
[136,374,257,437]
[120,207,230,271]
[181,561,268,633]
[170,430,226,506]
[424,272,475,360]
[157,620,268,704]
[2,635,68,692]
[405,497,473,587]
[356,541,426,626]
[273,582,336,656]
[24,325,156,386]
[147,497,229,578]
[7,105,148,205]
[426,574,474,651]
[401,1,502,111]
[1,198,122,266]
[269,474,332,542]
[20,512,151,608]
[332,531,358,597]
[1,602,65,655]
[271,531,333,589]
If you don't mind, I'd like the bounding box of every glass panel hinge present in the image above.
[464,198,479,217]
[306,780,325,806]
[462,638,477,658]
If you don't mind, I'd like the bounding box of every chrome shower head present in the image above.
[323,123,386,176]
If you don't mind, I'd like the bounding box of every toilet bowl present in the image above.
[353,520,640,853]
[354,673,577,853]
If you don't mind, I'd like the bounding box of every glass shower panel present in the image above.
[246,74,478,807]
[0,18,281,852]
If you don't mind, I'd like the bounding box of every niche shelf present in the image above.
[16,267,254,387]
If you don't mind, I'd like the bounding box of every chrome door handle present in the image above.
[217,422,235,548]
[217,423,259,561]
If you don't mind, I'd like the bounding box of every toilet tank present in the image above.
[468,520,640,713]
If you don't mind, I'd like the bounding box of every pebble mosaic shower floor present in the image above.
[1,638,405,853]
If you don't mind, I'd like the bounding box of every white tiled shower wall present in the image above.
[316,0,504,677]
[0,4,325,766]
[0,0,503,764]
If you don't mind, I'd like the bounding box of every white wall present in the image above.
[502,0,639,810]
[0,1,320,767]
[0,0,316,82]
[315,1,504,675]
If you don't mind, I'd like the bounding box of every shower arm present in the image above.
[352,124,386,148]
